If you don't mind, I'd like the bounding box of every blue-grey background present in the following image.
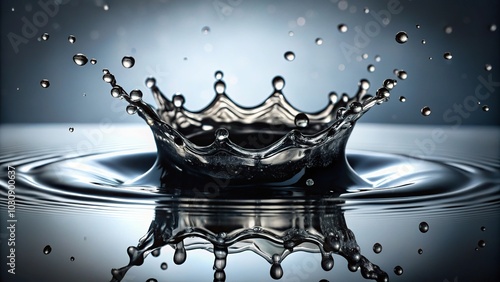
[1,0,499,125]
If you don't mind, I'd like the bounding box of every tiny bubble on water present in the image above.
[161,262,168,270]
[90,58,97,65]
[40,79,50,88]
[201,26,210,34]
[41,32,49,41]
[69,127,74,132]
[394,265,403,275]
[338,24,348,33]
[373,243,382,254]
[399,96,406,102]
[306,178,314,186]
[482,105,490,112]
[295,113,309,128]
[485,64,492,71]
[284,51,295,61]
[395,31,408,44]
[421,107,431,116]
[419,221,429,232]
[444,52,453,60]
[43,245,52,255]
[73,53,88,66]
[490,24,497,32]
[418,248,423,254]
[478,240,486,248]
[122,56,135,68]
[444,25,453,34]
[70,256,75,261]
[315,38,324,45]
[68,35,76,43]
[481,226,486,231]
[367,64,375,72]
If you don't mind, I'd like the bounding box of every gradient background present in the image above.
[1,0,498,125]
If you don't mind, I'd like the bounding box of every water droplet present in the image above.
[121,56,135,68]
[288,31,294,36]
[315,38,324,45]
[478,240,486,248]
[215,128,229,141]
[126,105,137,115]
[490,24,497,32]
[130,89,143,102]
[70,256,75,261]
[359,79,370,90]
[363,7,370,13]
[419,221,429,232]
[215,81,226,94]
[399,96,406,102]
[421,39,426,44]
[284,51,295,61]
[373,243,382,254]
[416,24,421,29]
[69,127,74,132]
[397,70,408,80]
[482,105,490,112]
[201,26,210,34]
[485,64,492,71]
[481,226,486,231]
[41,32,49,41]
[376,87,390,98]
[272,76,285,91]
[367,64,375,72]
[73,53,88,66]
[43,245,52,255]
[306,178,314,186]
[418,248,423,254]
[294,113,309,128]
[145,78,156,89]
[68,35,76,43]
[443,52,452,60]
[338,24,348,33]
[110,86,122,98]
[350,102,363,113]
[444,25,453,34]
[362,53,369,60]
[172,94,185,108]
[103,73,114,83]
[395,31,408,44]
[161,262,168,270]
[421,107,431,117]
[40,79,50,88]
[90,58,97,65]
[321,255,334,271]
[103,4,109,11]
[383,79,396,89]
[374,55,381,62]
[215,70,224,80]
[270,262,283,279]
[173,242,187,265]
[394,265,403,275]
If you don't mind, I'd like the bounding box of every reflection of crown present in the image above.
[111,199,388,282]
[103,70,393,185]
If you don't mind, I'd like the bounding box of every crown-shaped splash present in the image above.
[103,69,394,188]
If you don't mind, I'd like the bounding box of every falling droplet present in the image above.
[288,31,294,36]
[395,31,408,44]
[103,4,109,11]
[421,39,426,44]
[490,24,497,32]
[272,76,285,91]
[130,89,143,102]
[126,105,137,115]
[419,222,430,232]
[363,7,370,13]
[68,35,76,43]
[374,55,381,62]
[485,64,492,71]
[145,77,156,88]
[315,38,324,45]
[443,52,452,60]
[161,262,168,270]
[367,64,375,72]
[397,70,408,80]
[73,53,88,66]
[121,56,135,68]
[172,94,185,108]
[373,243,382,254]
[394,265,403,275]
[305,178,314,186]
[40,79,50,88]
[444,25,453,34]
[215,128,229,141]
[478,240,486,248]
[69,127,74,132]
[362,53,368,60]
[294,113,309,128]
[416,24,421,29]
[421,107,431,117]
[215,70,224,80]
[482,105,489,112]
[110,86,122,98]
[43,245,52,255]
[383,79,396,89]
[284,51,295,61]
[70,256,75,261]
[338,24,348,33]
[103,73,114,83]
[418,248,423,254]
[481,226,486,231]
[41,32,49,41]
[90,58,97,65]
[173,241,187,265]
[399,96,406,102]
[321,255,334,271]
[376,87,390,99]
[151,249,160,258]
[201,26,210,34]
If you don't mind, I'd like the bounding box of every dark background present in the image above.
[1,0,499,125]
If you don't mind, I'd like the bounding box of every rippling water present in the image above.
[1,124,499,282]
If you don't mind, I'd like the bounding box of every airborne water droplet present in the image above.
[68,35,76,43]
[121,56,135,68]
[421,39,426,44]
[399,96,406,102]
[418,248,423,254]
[443,52,453,60]
[395,31,408,44]
[367,64,375,72]
[272,76,285,91]
[73,53,88,66]
[215,81,226,94]
[444,25,453,34]
[43,245,52,255]
[421,107,431,117]
[481,226,486,231]
[201,26,210,34]
[145,77,156,88]
[490,24,497,32]
[70,256,75,261]
[478,240,486,248]
[416,24,421,29]
[90,58,97,65]
[69,127,74,132]
[126,105,137,115]
[40,79,50,88]
[383,79,396,89]
[41,32,49,41]
[315,38,324,45]
[284,51,295,61]
[482,105,490,112]
[338,24,348,33]
[419,221,429,232]
[373,243,382,254]
[397,70,408,80]
[305,178,314,186]
[215,70,224,80]
[394,265,403,275]
[161,262,168,270]
[130,89,143,102]
[485,64,492,71]
[374,55,381,62]
[294,113,309,128]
